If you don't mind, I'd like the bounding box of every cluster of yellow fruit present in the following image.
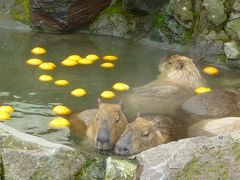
[0,105,15,121]
[26,47,130,128]
[194,66,219,94]
[49,105,71,128]
[100,82,130,99]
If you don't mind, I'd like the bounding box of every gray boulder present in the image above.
[202,0,227,26]
[105,157,137,180]
[232,0,240,13]
[173,0,194,29]
[224,42,240,60]
[225,18,240,40]
[188,35,224,63]
[89,13,136,39]
[0,123,85,180]
[136,134,240,179]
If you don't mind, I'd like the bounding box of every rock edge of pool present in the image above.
[1,122,240,179]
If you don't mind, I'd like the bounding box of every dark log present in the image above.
[31,0,111,32]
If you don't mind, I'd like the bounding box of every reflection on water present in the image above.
[0,28,240,155]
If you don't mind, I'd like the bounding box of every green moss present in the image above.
[183,29,194,45]
[76,159,93,179]
[76,157,106,180]
[101,4,124,15]
[153,13,165,27]
[0,156,4,179]
[232,142,240,163]
[177,159,229,179]
[10,0,30,24]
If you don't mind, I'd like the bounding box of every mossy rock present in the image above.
[178,160,229,179]
[10,0,30,24]
[225,18,240,40]
[202,0,227,26]
[173,0,194,29]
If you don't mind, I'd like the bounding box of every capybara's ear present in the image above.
[97,98,102,105]
[176,60,184,70]
[118,99,123,109]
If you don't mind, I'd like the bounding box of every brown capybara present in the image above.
[182,90,240,124]
[114,114,186,156]
[188,117,240,137]
[123,55,205,119]
[69,99,128,150]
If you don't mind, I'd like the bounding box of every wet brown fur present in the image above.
[123,55,205,119]
[115,115,187,156]
[86,103,128,146]
[69,103,128,149]
[188,117,240,137]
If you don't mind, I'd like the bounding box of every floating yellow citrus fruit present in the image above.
[103,55,118,61]
[54,80,70,86]
[0,106,14,113]
[38,75,53,82]
[100,91,116,99]
[86,54,99,61]
[26,58,43,66]
[31,47,47,55]
[67,55,82,61]
[49,117,70,128]
[100,63,115,69]
[78,58,93,65]
[71,88,87,97]
[194,87,212,94]
[61,59,78,67]
[203,66,219,75]
[39,62,56,70]
[0,111,10,121]
[52,105,71,115]
[112,83,130,91]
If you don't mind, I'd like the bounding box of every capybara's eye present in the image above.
[115,114,120,123]
[142,130,149,137]
[168,61,172,65]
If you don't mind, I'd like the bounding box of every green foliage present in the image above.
[10,0,30,24]
[153,13,165,27]
[76,159,93,179]
[101,4,124,15]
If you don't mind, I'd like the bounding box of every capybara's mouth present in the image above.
[95,142,113,150]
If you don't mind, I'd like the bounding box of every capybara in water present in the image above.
[188,117,240,137]
[69,99,128,150]
[114,114,186,156]
[123,55,205,119]
[182,90,240,124]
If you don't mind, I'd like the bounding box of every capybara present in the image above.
[69,99,128,150]
[114,114,186,156]
[182,90,240,124]
[188,117,240,137]
[123,55,205,119]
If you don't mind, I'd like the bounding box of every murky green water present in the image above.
[0,28,240,155]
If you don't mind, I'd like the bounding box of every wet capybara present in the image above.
[123,55,205,119]
[114,114,186,156]
[69,99,128,150]
[188,117,240,137]
[182,90,240,124]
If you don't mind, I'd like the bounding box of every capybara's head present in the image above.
[86,99,128,150]
[115,116,167,156]
[159,55,201,89]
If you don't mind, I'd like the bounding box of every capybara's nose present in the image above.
[115,144,129,155]
[96,127,111,144]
